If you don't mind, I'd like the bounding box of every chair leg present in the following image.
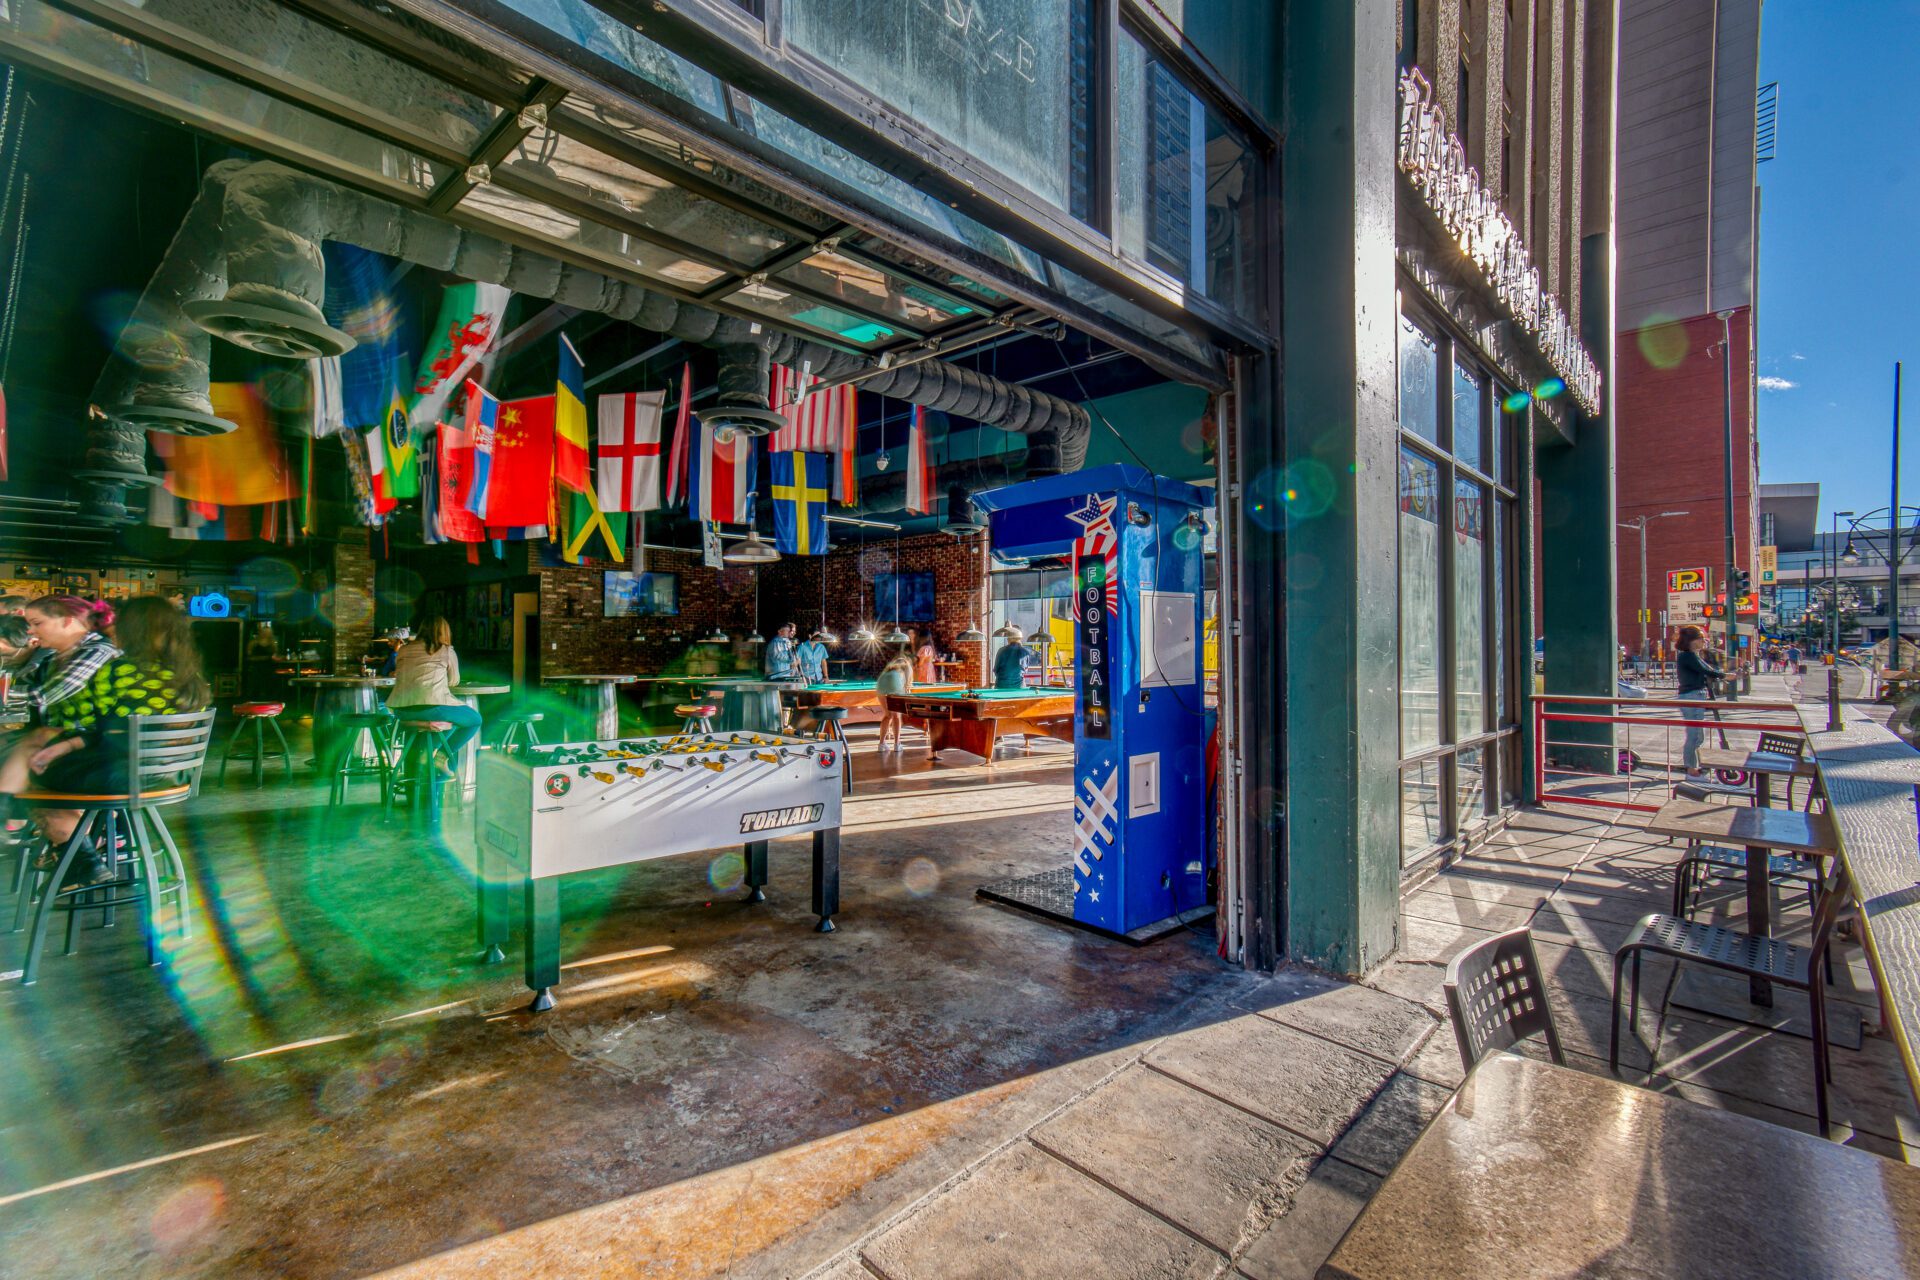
[268,717,293,781]
[23,812,95,986]
[127,812,162,967]
[250,717,267,787]
[1609,947,1632,1073]
[144,810,190,939]
[1810,976,1832,1137]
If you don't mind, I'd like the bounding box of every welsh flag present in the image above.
[410,281,510,431]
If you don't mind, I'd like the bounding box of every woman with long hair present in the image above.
[386,613,479,777]
[17,596,208,875]
[1674,624,1725,778]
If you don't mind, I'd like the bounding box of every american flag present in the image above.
[770,365,857,500]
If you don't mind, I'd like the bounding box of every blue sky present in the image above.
[1756,0,1920,527]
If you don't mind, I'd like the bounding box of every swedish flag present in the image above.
[770,451,831,555]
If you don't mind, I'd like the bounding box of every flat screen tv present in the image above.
[604,571,679,617]
[872,571,935,624]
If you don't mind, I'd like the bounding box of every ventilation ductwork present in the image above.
[91,160,1090,515]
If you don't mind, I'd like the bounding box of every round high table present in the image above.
[544,674,637,741]
[292,675,394,774]
[449,682,510,801]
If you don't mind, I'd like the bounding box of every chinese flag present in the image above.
[483,395,556,527]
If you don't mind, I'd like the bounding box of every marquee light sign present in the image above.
[1397,69,1602,416]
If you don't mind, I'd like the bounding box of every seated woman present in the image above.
[0,597,122,798]
[385,614,479,779]
[18,597,208,880]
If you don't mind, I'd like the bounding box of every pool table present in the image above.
[784,680,966,726]
[881,688,1076,759]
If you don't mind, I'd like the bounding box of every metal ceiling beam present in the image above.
[427,79,569,213]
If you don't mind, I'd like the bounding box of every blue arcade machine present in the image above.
[972,465,1214,939]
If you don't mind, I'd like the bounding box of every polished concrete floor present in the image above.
[3,706,1915,1279]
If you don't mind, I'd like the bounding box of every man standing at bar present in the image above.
[765,622,798,681]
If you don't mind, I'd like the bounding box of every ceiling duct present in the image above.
[104,161,1088,470]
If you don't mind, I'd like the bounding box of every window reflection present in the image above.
[1455,477,1486,737]
[1453,362,1484,472]
[1400,447,1443,753]
[1399,317,1440,445]
[1402,759,1444,864]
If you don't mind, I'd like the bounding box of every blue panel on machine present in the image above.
[974,466,1214,936]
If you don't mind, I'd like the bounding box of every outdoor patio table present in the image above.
[1697,745,1817,807]
[542,674,637,740]
[1318,1052,1920,1280]
[1646,797,1836,1007]
[449,682,509,801]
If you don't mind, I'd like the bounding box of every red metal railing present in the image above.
[1533,694,1805,813]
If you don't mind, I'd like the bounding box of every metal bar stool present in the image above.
[492,710,544,757]
[14,710,214,985]
[676,702,718,735]
[328,712,394,810]
[219,701,293,786]
[388,718,453,829]
[811,705,851,796]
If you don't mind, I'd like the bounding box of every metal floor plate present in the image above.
[977,866,1213,945]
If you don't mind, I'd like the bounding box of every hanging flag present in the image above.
[486,523,548,541]
[835,408,858,505]
[362,426,398,516]
[701,521,724,570]
[0,382,10,482]
[464,382,500,520]
[665,361,693,506]
[339,427,388,527]
[410,281,510,430]
[378,370,420,499]
[905,404,934,514]
[686,414,757,524]
[554,334,589,492]
[420,443,444,545]
[596,390,665,512]
[436,385,487,542]
[308,357,347,438]
[769,365,853,452]
[146,485,204,535]
[322,243,417,431]
[770,451,832,555]
[554,477,628,564]
[155,382,296,506]
[478,394,556,527]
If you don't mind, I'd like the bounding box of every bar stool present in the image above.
[328,712,394,810]
[812,705,851,795]
[493,710,544,756]
[677,702,718,735]
[219,701,293,786]
[388,718,453,828]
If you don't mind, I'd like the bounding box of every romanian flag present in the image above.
[554,333,589,492]
[770,451,832,556]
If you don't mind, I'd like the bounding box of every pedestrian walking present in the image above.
[1675,624,1725,778]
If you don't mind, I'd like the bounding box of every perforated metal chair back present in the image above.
[1757,732,1805,758]
[1442,927,1565,1072]
[122,709,217,805]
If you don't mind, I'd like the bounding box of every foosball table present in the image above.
[476,730,844,1010]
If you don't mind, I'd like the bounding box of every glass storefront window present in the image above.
[784,0,1085,215]
[1401,759,1443,863]
[1400,448,1443,753]
[1398,317,1440,445]
[1453,362,1484,473]
[1455,478,1487,737]
[1495,496,1512,724]
[1114,29,1257,318]
[1456,746,1485,830]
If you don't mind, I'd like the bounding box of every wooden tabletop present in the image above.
[1319,1053,1920,1280]
[1697,746,1818,777]
[1645,798,1836,855]
[291,675,393,686]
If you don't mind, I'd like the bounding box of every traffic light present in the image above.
[1735,568,1752,596]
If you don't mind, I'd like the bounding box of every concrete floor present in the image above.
[3,699,1915,1279]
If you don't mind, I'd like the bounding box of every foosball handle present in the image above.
[529,987,556,1013]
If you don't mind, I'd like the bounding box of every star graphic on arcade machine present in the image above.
[1065,494,1111,531]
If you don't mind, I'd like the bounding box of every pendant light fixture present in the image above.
[875,394,891,471]
[747,566,764,644]
[702,626,730,644]
[956,623,986,643]
[723,530,781,564]
[882,623,909,644]
[814,556,838,644]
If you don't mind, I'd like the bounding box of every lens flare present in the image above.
[318,585,373,630]
[1171,522,1202,552]
[901,857,940,898]
[1502,390,1533,413]
[1534,377,1567,401]
[375,566,425,610]
[707,851,745,893]
[1636,317,1689,370]
[1180,415,1208,455]
[150,1178,225,1254]
[257,368,310,412]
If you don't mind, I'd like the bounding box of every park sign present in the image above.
[1666,567,1709,626]
[1397,68,1601,415]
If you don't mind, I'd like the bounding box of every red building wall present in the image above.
[1613,308,1759,655]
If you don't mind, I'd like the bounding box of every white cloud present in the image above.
[1790,353,1807,361]
[1757,375,1798,391]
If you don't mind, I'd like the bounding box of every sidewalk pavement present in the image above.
[784,806,1913,1280]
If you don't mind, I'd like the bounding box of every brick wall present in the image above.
[330,529,375,671]
[533,532,991,683]
[1613,307,1759,653]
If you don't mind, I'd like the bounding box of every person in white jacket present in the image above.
[385,615,479,778]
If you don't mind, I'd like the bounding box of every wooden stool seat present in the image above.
[673,704,719,718]
[677,703,719,735]
[233,702,284,717]
[493,709,544,756]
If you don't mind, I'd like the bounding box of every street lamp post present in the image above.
[1618,510,1690,669]
[1716,310,1741,700]
[1831,509,1855,731]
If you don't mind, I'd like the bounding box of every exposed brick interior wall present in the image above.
[533,531,990,683]
[331,529,374,672]
[1613,308,1759,653]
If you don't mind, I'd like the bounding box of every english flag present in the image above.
[596,390,665,513]
[905,404,934,514]
[687,415,757,525]
[665,361,693,507]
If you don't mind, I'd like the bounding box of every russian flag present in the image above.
[686,414,757,525]
[463,382,500,520]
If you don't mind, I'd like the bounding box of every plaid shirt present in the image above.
[32,633,120,719]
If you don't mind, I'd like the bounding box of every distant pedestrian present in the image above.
[1675,625,1725,778]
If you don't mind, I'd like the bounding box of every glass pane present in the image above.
[1456,745,1485,830]
[503,126,793,264]
[496,0,729,115]
[1398,316,1439,444]
[1495,496,1512,724]
[776,250,982,330]
[1,1,443,193]
[1455,478,1487,737]
[731,281,898,347]
[1114,30,1258,318]
[785,0,1084,212]
[1496,388,1518,485]
[1453,361,1484,472]
[457,184,726,288]
[1400,448,1443,753]
[1401,759,1444,864]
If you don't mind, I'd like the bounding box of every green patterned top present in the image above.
[48,659,187,734]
